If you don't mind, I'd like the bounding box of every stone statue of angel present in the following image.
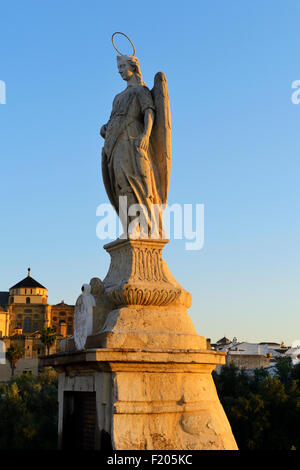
[100,40,171,237]
[74,284,96,350]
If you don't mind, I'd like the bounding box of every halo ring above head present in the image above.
[111,32,135,56]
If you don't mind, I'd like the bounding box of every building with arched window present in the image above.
[6,268,51,335]
[49,301,74,336]
[0,268,74,337]
[0,269,75,380]
[23,317,32,332]
[0,306,9,338]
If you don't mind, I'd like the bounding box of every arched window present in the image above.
[24,317,32,332]
[26,297,30,304]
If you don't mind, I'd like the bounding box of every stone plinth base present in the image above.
[47,238,238,450]
[86,306,207,350]
[82,238,207,350]
[41,348,238,450]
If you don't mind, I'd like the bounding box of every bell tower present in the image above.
[9,268,48,305]
[8,269,49,334]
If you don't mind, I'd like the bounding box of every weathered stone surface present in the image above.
[102,238,188,308]
[54,237,238,450]
[90,277,112,334]
[83,238,204,350]
[101,55,171,237]
[41,348,238,450]
[47,49,238,451]
[73,284,95,350]
[86,306,206,350]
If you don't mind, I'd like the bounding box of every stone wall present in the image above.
[226,353,270,369]
[0,358,39,382]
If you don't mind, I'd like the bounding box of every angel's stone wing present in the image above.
[150,72,171,205]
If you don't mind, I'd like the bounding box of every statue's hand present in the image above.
[135,134,149,151]
[100,125,107,139]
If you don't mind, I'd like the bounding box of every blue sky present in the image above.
[0,0,299,344]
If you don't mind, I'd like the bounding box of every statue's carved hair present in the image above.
[117,55,145,86]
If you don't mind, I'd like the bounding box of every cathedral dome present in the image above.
[9,269,48,305]
[10,268,46,290]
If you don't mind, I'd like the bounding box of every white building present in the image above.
[212,338,290,372]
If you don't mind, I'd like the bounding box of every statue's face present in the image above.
[118,59,134,81]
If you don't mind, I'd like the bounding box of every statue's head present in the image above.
[117,55,145,85]
[81,284,91,294]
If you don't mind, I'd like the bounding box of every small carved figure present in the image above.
[74,284,96,350]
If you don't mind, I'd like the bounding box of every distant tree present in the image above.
[274,356,293,387]
[6,343,23,377]
[214,361,300,450]
[213,362,250,398]
[228,392,269,449]
[291,361,300,382]
[0,369,58,450]
[40,327,57,355]
[252,366,269,384]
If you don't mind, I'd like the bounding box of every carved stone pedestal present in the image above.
[86,238,207,350]
[41,348,238,450]
[43,238,238,450]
